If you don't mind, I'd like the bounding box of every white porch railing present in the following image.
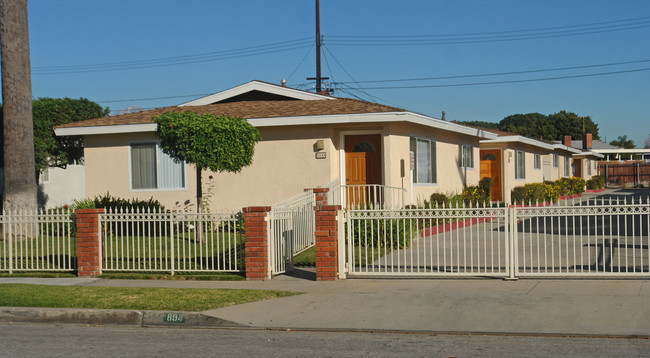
[345,197,650,278]
[0,209,75,273]
[269,190,316,275]
[323,180,406,209]
[99,207,244,274]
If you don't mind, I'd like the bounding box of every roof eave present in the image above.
[179,80,334,106]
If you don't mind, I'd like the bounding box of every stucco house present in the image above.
[478,134,554,203]
[55,81,497,210]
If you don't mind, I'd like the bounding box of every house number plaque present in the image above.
[315,152,326,159]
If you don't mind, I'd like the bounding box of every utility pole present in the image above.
[0,0,38,212]
[307,0,328,93]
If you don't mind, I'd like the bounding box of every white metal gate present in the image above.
[268,190,316,275]
[345,196,650,278]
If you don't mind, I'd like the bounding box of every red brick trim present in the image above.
[243,206,271,281]
[314,204,341,281]
[312,188,329,206]
[75,208,104,277]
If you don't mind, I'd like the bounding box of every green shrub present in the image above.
[428,193,449,207]
[511,183,551,204]
[556,177,585,196]
[461,184,490,206]
[351,217,414,249]
[586,175,605,190]
[479,177,492,195]
[543,182,561,202]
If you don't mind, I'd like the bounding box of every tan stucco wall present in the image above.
[385,122,482,205]
[84,127,339,210]
[84,132,196,209]
[83,121,486,210]
[480,142,554,203]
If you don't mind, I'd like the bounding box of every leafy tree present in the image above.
[154,112,261,209]
[495,111,600,141]
[499,113,555,139]
[1,98,109,173]
[548,111,599,141]
[609,135,635,149]
[456,120,499,129]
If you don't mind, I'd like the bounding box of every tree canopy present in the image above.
[154,111,261,208]
[458,111,600,141]
[0,97,109,172]
[609,135,635,149]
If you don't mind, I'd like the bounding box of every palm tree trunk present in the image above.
[0,0,38,212]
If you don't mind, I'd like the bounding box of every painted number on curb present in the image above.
[163,313,186,323]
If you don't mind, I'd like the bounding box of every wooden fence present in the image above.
[598,161,650,187]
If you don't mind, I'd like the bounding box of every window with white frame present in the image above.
[564,156,570,177]
[410,137,437,184]
[459,144,474,168]
[515,150,525,179]
[130,143,185,190]
[534,153,541,170]
[587,159,592,175]
[553,153,558,168]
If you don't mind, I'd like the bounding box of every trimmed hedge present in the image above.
[511,177,585,204]
[586,175,605,190]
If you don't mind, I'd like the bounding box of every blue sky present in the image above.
[25,0,650,146]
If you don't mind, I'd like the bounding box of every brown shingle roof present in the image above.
[57,99,406,129]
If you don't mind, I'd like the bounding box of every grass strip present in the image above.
[0,284,299,311]
[99,272,245,281]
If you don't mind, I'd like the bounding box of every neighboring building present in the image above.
[55,81,497,210]
[479,134,554,203]
[0,165,86,210]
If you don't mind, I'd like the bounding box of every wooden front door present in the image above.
[345,135,382,208]
[479,150,502,201]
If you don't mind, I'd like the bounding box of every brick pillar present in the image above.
[312,188,329,205]
[75,208,104,277]
[314,204,340,281]
[243,206,271,281]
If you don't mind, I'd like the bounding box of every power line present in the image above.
[341,67,650,90]
[98,93,211,104]
[327,15,650,38]
[325,16,650,45]
[32,38,312,75]
[330,58,650,84]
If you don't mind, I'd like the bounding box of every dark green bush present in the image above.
[428,193,449,207]
[586,175,605,190]
[351,217,414,249]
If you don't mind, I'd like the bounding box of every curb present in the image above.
[0,307,247,328]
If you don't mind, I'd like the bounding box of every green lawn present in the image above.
[0,284,300,311]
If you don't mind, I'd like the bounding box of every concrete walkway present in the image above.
[1,271,649,336]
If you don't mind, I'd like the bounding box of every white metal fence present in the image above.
[0,209,75,273]
[99,207,244,274]
[514,196,650,276]
[346,204,510,277]
[345,197,650,278]
[269,190,316,275]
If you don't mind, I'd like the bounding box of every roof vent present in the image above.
[441,111,446,121]
[281,79,287,87]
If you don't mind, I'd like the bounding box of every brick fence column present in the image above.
[243,206,271,281]
[75,208,104,277]
[314,204,341,281]
[312,187,329,205]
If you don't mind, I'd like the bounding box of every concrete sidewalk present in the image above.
[1,272,648,336]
